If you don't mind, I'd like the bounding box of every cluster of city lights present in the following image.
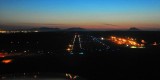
[0,51,30,58]
[109,36,145,48]
[0,30,39,34]
[0,30,7,33]
[0,50,51,59]
[0,72,40,79]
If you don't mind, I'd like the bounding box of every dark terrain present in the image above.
[0,31,160,80]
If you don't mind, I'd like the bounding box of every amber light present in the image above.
[2,59,12,64]
[109,36,145,48]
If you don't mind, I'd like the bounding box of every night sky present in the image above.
[0,0,160,30]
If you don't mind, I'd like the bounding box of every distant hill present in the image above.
[65,27,86,31]
[0,25,8,30]
[128,27,141,31]
[0,25,88,32]
[29,27,87,32]
[29,27,61,32]
[0,28,6,31]
[0,24,34,30]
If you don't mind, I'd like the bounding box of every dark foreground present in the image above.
[0,31,160,80]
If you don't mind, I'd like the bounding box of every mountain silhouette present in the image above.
[128,27,141,31]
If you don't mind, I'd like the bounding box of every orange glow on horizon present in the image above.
[2,22,160,30]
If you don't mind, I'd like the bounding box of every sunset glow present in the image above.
[0,0,160,30]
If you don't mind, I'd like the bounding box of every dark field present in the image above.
[0,31,160,80]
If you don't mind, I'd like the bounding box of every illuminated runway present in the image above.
[67,34,84,55]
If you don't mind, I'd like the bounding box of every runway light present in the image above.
[69,44,72,47]
[73,75,79,79]
[130,46,137,48]
[153,42,158,46]
[101,37,104,40]
[34,30,39,32]
[66,73,79,80]
[66,73,69,77]
[138,46,145,48]
[79,52,84,55]
[70,53,73,54]
[66,48,71,51]
[126,45,129,47]
[34,75,37,78]
[141,40,146,44]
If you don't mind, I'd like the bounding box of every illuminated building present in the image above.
[109,36,145,48]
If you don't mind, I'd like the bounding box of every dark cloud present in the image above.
[42,24,65,26]
[104,24,118,26]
